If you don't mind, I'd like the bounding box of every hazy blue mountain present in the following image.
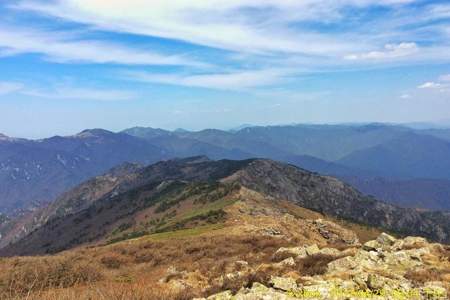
[124,124,450,210]
[122,127,172,140]
[0,129,168,214]
[343,176,450,211]
[201,124,410,161]
[3,123,450,214]
[123,127,253,160]
[338,132,450,179]
[417,128,450,142]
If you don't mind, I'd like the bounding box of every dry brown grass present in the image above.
[294,254,336,276]
[5,282,197,300]
[0,196,395,300]
[404,268,443,285]
[0,228,292,300]
[0,254,103,299]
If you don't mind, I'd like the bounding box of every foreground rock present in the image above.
[199,233,450,300]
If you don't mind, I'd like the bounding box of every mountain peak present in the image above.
[122,127,171,139]
[0,133,18,142]
[176,155,211,164]
[74,128,115,138]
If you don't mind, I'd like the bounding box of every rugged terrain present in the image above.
[202,233,450,300]
[0,157,448,299]
[0,189,448,299]
[1,157,449,257]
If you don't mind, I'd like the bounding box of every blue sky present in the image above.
[1,0,450,138]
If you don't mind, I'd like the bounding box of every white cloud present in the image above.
[0,82,24,95]
[13,0,418,57]
[345,43,419,60]
[417,74,450,91]
[123,69,292,90]
[427,4,450,20]
[0,80,136,101]
[7,0,450,89]
[400,93,411,99]
[417,82,443,89]
[22,86,136,101]
[0,26,204,67]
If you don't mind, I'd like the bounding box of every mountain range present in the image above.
[1,123,450,215]
[0,156,449,257]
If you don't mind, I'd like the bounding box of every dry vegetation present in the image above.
[0,226,293,299]
[0,193,396,300]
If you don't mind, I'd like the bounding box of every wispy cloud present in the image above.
[123,69,293,91]
[417,74,450,92]
[427,4,450,20]
[12,0,450,72]
[344,43,419,61]
[0,25,205,67]
[6,0,450,96]
[0,80,130,101]
[22,85,137,101]
[13,0,418,57]
[0,82,24,95]
[418,82,443,89]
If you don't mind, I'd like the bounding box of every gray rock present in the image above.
[270,276,298,291]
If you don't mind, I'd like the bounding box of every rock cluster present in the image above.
[198,233,449,300]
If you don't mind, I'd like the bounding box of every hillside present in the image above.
[0,162,143,248]
[1,157,449,258]
[0,181,448,299]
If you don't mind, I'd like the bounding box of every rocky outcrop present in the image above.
[231,159,450,243]
[200,233,450,300]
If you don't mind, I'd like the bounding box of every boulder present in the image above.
[313,218,360,245]
[273,247,306,261]
[304,244,320,256]
[376,233,397,246]
[403,236,429,249]
[273,244,320,261]
[270,276,298,291]
[276,257,296,267]
[363,240,381,251]
[159,266,187,283]
[318,247,341,257]
[262,227,282,236]
[341,247,358,257]
[204,290,233,300]
[327,256,358,273]
[352,272,369,289]
[366,274,387,291]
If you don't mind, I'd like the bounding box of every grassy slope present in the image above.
[0,185,386,300]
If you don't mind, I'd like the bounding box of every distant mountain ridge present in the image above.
[1,123,450,214]
[343,176,450,210]
[0,129,168,214]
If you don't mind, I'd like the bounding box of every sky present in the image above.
[1,0,450,138]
